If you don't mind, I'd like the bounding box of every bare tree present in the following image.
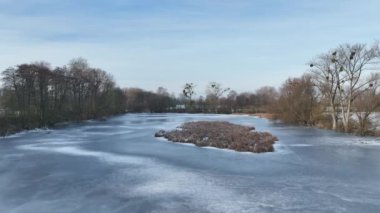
[183,83,196,110]
[353,73,380,135]
[310,53,340,130]
[310,42,380,132]
[226,90,238,113]
[333,43,380,132]
[255,86,278,112]
[205,82,230,113]
[277,75,320,125]
[157,87,169,96]
[206,82,230,98]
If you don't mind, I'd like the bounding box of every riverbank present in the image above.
[0,117,23,137]
[155,121,278,153]
[245,112,380,137]
[0,114,123,138]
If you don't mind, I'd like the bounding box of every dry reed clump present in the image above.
[155,121,278,153]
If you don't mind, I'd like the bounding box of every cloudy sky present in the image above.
[0,0,379,95]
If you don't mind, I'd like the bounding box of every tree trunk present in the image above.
[331,113,337,130]
[330,99,337,130]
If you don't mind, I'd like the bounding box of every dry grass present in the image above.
[155,121,278,153]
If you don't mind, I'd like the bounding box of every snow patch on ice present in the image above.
[351,139,380,146]
[288,144,313,147]
[18,143,151,166]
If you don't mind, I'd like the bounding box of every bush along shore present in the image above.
[155,121,278,153]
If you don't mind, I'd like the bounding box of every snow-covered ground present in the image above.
[0,114,379,212]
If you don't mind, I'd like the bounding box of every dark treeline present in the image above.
[123,83,278,114]
[1,42,379,137]
[0,58,126,136]
[124,87,175,113]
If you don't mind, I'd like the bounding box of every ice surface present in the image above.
[0,113,380,212]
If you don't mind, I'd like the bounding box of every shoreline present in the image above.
[0,113,125,138]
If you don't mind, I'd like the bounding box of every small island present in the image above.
[155,121,278,153]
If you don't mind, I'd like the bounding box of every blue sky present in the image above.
[0,0,379,95]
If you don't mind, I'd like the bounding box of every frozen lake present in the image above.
[0,114,380,213]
